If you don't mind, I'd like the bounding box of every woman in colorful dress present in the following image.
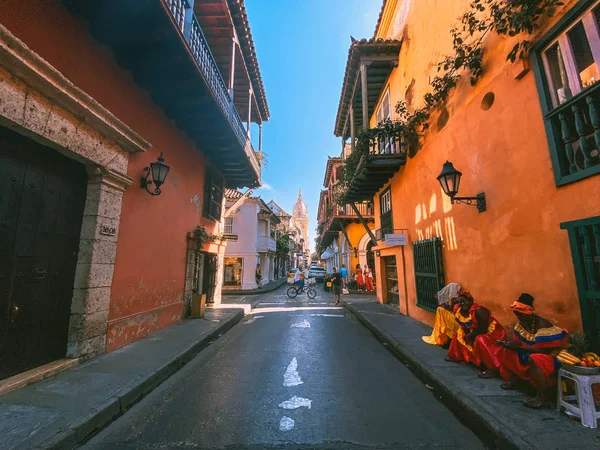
[355,264,365,291]
[478,293,568,409]
[446,291,506,366]
[422,282,462,347]
[364,266,374,292]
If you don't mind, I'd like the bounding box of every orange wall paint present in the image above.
[0,1,223,350]
[370,0,600,332]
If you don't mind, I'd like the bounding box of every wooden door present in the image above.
[0,127,87,379]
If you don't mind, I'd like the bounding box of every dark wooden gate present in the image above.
[561,216,600,352]
[413,237,445,312]
[0,127,87,379]
[203,254,218,303]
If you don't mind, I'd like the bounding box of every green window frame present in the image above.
[203,172,224,221]
[379,187,393,237]
[531,0,600,186]
[413,237,445,312]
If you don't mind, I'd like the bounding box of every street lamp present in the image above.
[437,161,486,212]
[141,152,171,196]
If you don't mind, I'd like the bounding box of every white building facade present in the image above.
[223,191,280,290]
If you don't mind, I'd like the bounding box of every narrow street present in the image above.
[84,286,483,450]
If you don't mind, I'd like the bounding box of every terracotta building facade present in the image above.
[0,0,269,380]
[334,0,600,347]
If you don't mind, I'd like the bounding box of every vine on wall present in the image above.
[335,0,563,204]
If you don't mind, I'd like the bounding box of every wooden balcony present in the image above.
[63,0,261,188]
[546,82,600,185]
[257,235,276,253]
[345,131,407,202]
[318,201,374,248]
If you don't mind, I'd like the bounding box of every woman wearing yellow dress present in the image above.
[422,283,462,347]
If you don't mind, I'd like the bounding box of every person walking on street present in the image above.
[340,264,348,288]
[355,264,365,291]
[331,267,343,305]
[364,265,374,292]
[255,263,263,289]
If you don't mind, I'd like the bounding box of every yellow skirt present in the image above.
[422,307,458,346]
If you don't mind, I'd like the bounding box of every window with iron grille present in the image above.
[380,187,393,238]
[224,217,233,234]
[413,237,445,312]
[532,0,600,186]
[561,215,600,351]
[203,172,224,221]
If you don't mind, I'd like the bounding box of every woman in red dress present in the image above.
[355,264,365,291]
[476,293,568,409]
[446,291,506,366]
[364,266,374,292]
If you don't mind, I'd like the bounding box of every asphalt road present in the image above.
[83,286,484,449]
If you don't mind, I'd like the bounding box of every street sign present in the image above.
[222,234,238,241]
[385,233,407,246]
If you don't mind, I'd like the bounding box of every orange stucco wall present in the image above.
[0,0,223,351]
[370,0,600,332]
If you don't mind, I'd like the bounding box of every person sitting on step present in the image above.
[422,282,462,348]
[475,293,568,409]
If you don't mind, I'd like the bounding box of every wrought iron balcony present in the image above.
[257,236,277,253]
[64,0,261,188]
[345,130,407,202]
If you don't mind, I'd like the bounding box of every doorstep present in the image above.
[342,296,600,450]
[0,358,79,397]
[0,308,244,450]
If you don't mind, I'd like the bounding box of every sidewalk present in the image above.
[221,278,287,295]
[342,296,599,450]
[0,308,243,450]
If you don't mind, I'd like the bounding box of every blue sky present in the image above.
[245,0,382,251]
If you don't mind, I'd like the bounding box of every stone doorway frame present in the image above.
[0,25,150,361]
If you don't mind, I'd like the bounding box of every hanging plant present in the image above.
[192,225,222,246]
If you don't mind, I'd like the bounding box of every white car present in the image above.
[308,266,326,282]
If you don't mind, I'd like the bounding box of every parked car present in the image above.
[308,266,327,282]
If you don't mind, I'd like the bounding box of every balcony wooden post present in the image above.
[228,37,237,100]
[247,89,253,138]
[350,105,356,154]
[259,123,263,152]
[350,202,377,245]
[360,63,369,130]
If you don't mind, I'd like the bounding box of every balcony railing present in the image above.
[164,0,261,178]
[367,128,406,156]
[550,83,600,183]
[332,202,373,217]
[257,236,277,252]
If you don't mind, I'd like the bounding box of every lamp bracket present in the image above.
[451,192,486,213]
[141,167,161,196]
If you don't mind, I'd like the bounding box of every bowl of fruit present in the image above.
[557,333,600,375]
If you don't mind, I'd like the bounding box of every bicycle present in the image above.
[287,278,317,299]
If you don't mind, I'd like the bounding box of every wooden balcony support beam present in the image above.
[349,202,377,245]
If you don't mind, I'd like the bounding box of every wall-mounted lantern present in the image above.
[141,152,170,196]
[437,161,486,213]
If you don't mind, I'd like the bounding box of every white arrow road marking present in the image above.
[279,395,312,410]
[283,357,303,387]
[279,416,295,431]
[290,319,310,328]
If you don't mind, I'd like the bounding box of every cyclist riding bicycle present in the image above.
[293,267,304,291]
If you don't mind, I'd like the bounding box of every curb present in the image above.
[222,279,287,296]
[44,309,244,449]
[342,302,528,450]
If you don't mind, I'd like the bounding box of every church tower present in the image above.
[292,188,309,240]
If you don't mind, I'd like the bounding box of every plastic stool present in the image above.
[557,368,600,428]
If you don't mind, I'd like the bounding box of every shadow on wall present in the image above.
[414,189,459,250]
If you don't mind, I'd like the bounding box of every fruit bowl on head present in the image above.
[560,363,600,375]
